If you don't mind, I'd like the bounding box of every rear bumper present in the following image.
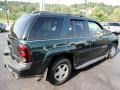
[4,54,46,78]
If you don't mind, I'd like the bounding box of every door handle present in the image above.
[91,40,96,42]
[70,43,76,46]
[66,42,76,46]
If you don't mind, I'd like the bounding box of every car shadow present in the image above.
[67,48,120,83]
[116,48,120,55]
[68,58,106,82]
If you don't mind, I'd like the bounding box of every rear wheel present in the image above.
[48,57,72,85]
[107,43,117,59]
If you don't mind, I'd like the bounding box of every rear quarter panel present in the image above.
[19,39,75,62]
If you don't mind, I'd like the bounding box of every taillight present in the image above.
[18,44,32,63]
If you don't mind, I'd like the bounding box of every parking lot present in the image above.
[1,32,120,90]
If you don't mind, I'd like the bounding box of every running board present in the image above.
[75,55,106,69]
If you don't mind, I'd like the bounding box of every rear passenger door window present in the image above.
[29,17,63,40]
[66,20,92,64]
[67,20,88,37]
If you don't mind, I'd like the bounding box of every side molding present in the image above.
[75,55,106,69]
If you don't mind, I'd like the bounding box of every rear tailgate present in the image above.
[7,34,20,62]
[7,15,36,63]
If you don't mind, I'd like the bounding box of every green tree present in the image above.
[110,7,120,21]
[0,1,120,22]
[91,6,109,21]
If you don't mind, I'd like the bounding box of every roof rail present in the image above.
[32,11,50,14]
[80,15,84,17]
[32,11,66,16]
[32,11,85,17]
[67,14,85,17]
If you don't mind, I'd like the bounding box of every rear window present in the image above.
[10,15,35,39]
[0,23,3,27]
[29,17,63,40]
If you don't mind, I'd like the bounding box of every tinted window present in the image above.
[88,22,103,36]
[0,23,3,27]
[29,17,63,40]
[11,15,35,39]
[67,20,88,37]
[67,21,75,36]
[0,23,3,26]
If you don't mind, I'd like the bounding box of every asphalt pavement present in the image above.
[0,32,120,90]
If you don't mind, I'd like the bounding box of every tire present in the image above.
[48,57,72,85]
[107,43,117,59]
[0,29,1,32]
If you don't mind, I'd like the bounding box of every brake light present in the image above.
[18,44,32,63]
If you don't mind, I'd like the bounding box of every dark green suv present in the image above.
[4,12,118,85]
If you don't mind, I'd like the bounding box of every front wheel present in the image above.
[48,57,72,85]
[107,43,117,59]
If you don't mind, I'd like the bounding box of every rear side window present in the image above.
[11,15,35,39]
[29,17,63,40]
[67,20,88,37]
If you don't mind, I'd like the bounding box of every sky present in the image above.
[0,0,120,6]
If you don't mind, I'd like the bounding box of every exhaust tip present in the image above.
[12,72,19,80]
[4,65,6,68]
[4,52,10,56]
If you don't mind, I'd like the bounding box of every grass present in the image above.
[0,18,14,24]
[0,18,6,23]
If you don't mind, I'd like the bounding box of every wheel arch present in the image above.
[47,52,75,70]
[112,40,118,47]
[107,40,118,51]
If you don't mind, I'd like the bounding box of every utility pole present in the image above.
[39,0,45,11]
[4,0,9,25]
[84,0,87,16]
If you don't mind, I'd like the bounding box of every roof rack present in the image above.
[32,11,85,17]
[67,14,85,17]
[32,11,50,14]
[32,11,67,16]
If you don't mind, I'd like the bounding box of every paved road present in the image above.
[0,32,120,90]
